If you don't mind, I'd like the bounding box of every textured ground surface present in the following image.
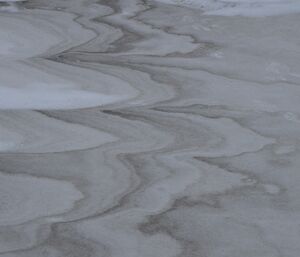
[1,0,300,256]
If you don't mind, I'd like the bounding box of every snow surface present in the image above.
[155,0,300,17]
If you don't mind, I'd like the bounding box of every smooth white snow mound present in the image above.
[0,60,138,110]
[0,87,125,110]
